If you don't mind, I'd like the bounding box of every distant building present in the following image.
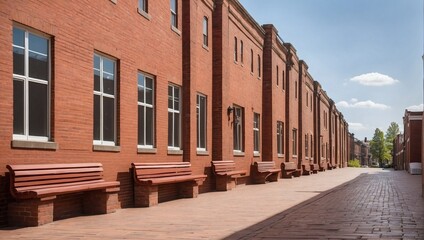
[348,133,370,166]
[393,133,405,170]
[402,110,422,174]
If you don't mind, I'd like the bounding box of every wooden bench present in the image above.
[132,162,206,207]
[251,161,281,184]
[319,161,326,171]
[302,163,313,175]
[281,162,301,178]
[310,163,319,174]
[6,163,120,227]
[211,160,247,191]
[328,162,337,170]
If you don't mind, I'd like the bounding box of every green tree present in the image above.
[385,122,400,163]
[370,128,391,166]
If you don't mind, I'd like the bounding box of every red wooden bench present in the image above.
[251,161,280,184]
[6,163,120,227]
[211,160,247,191]
[132,162,206,207]
[281,162,301,178]
[310,163,319,174]
[302,163,313,175]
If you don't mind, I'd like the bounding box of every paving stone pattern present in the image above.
[0,168,422,240]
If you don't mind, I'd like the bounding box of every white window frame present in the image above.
[138,0,148,13]
[170,0,178,28]
[12,26,51,142]
[168,84,181,150]
[253,113,260,153]
[93,53,116,146]
[137,72,155,149]
[196,94,207,151]
[233,105,243,152]
[277,121,284,154]
[203,17,208,47]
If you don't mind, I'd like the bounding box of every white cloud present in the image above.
[350,72,399,86]
[348,122,366,131]
[406,103,424,112]
[336,99,390,110]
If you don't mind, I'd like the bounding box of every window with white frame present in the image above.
[292,128,297,156]
[137,72,154,148]
[93,53,116,146]
[234,37,238,62]
[203,17,208,47]
[138,0,148,13]
[257,54,261,78]
[240,40,244,64]
[277,121,284,154]
[13,26,50,141]
[168,84,181,149]
[196,94,207,151]
[170,0,178,28]
[250,49,254,73]
[233,105,243,151]
[253,113,260,153]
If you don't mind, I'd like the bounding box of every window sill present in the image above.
[137,147,157,154]
[202,44,209,51]
[234,60,238,64]
[137,8,151,20]
[93,145,121,152]
[196,150,209,156]
[233,151,245,157]
[168,149,183,155]
[171,25,181,36]
[11,140,58,150]
[278,154,284,158]
[253,152,260,157]
[110,0,117,4]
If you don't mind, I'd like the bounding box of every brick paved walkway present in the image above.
[0,168,422,239]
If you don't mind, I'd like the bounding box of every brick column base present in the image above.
[8,196,55,227]
[134,185,158,207]
[179,181,199,198]
[83,188,120,214]
[215,176,235,191]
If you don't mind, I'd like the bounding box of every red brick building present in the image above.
[0,0,350,226]
[402,110,422,174]
[393,134,405,170]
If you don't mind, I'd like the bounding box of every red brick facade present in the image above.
[402,111,422,173]
[0,0,349,226]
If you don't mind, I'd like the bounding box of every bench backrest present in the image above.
[254,161,277,172]
[282,162,297,170]
[211,160,236,174]
[7,163,105,191]
[132,162,192,180]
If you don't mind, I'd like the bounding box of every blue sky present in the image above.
[239,0,423,141]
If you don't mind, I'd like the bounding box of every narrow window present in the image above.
[170,0,178,28]
[138,0,148,13]
[310,95,313,112]
[250,49,254,73]
[197,94,207,150]
[13,27,50,141]
[257,54,261,78]
[234,37,238,62]
[305,134,308,157]
[310,135,313,158]
[306,92,309,107]
[93,53,116,145]
[202,17,208,47]
[240,40,244,64]
[292,128,297,156]
[168,85,181,149]
[295,81,298,99]
[277,121,284,154]
[137,72,154,148]
[253,113,260,153]
[233,105,243,151]
[276,65,279,86]
[282,70,285,90]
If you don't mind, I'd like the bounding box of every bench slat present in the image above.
[26,181,120,198]
[7,163,103,171]
[14,175,103,188]
[137,174,207,185]
[11,167,103,177]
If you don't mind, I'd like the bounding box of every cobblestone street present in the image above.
[1,168,423,239]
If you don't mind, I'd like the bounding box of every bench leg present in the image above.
[268,173,279,182]
[83,188,120,214]
[179,182,199,198]
[215,176,235,191]
[8,196,55,227]
[134,185,158,207]
[282,171,293,179]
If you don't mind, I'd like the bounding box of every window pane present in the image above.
[13,80,25,135]
[13,28,24,47]
[138,83,145,103]
[103,59,115,95]
[146,107,153,146]
[94,55,100,91]
[170,0,176,12]
[103,96,115,142]
[93,95,100,140]
[199,97,206,148]
[145,82,153,105]
[13,47,24,76]
[28,82,48,137]
[168,86,173,109]
[173,87,179,110]
[29,51,48,80]
[29,33,48,55]
[168,112,173,146]
[138,105,145,145]
[174,112,180,147]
